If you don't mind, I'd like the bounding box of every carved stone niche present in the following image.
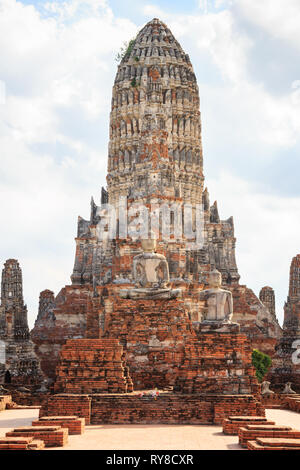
[119,238,181,300]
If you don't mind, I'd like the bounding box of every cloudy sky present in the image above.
[0,0,299,328]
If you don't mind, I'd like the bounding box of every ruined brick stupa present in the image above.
[269,255,300,392]
[34,19,282,423]
[0,259,43,385]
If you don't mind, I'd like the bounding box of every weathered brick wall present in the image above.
[0,394,12,411]
[54,339,133,394]
[231,285,281,357]
[31,285,90,380]
[39,394,92,424]
[39,392,262,425]
[175,332,259,395]
[102,298,192,390]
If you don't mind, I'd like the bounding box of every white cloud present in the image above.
[207,172,300,324]
[236,0,300,51]
[0,0,138,326]
[157,8,300,149]
[143,4,165,18]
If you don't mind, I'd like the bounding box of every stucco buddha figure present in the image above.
[119,238,181,300]
[196,269,239,332]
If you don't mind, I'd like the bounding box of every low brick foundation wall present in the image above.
[7,390,49,407]
[39,392,263,425]
[39,394,92,424]
[0,395,12,411]
[260,393,300,410]
[282,395,300,412]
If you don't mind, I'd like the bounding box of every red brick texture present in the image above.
[0,437,45,450]
[0,395,12,411]
[54,339,133,394]
[238,424,300,448]
[39,394,91,424]
[40,392,263,425]
[223,416,272,435]
[6,426,68,447]
[247,437,300,450]
[32,416,85,435]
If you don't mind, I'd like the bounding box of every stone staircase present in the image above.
[6,425,68,447]
[32,416,85,435]
[223,414,300,450]
[1,415,86,450]
[0,436,45,450]
[239,424,300,448]
[223,415,275,435]
[247,438,300,450]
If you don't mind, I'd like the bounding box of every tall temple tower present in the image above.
[32,19,281,380]
[107,18,203,205]
[71,18,240,288]
[0,259,43,385]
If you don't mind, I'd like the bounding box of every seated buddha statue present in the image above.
[197,269,239,332]
[119,238,181,300]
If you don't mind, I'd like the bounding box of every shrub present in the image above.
[252,349,272,382]
[115,39,136,63]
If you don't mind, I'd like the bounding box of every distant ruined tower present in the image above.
[0,259,29,340]
[0,259,43,385]
[260,286,276,317]
[35,290,56,324]
[270,255,300,391]
[284,255,300,333]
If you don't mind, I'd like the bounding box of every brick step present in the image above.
[239,425,300,447]
[27,439,45,450]
[7,403,41,410]
[248,437,300,450]
[264,404,283,409]
[0,436,45,450]
[6,426,68,447]
[33,416,85,435]
[223,416,273,435]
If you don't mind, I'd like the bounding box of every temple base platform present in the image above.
[39,391,264,425]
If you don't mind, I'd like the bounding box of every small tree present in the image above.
[252,349,272,382]
[115,39,136,63]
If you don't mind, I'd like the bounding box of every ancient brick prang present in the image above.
[69,17,240,289]
[231,285,281,357]
[0,259,29,341]
[270,255,300,391]
[260,286,276,317]
[31,18,282,379]
[31,286,89,380]
[0,259,43,385]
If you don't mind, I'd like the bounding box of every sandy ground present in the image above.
[0,407,300,450]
